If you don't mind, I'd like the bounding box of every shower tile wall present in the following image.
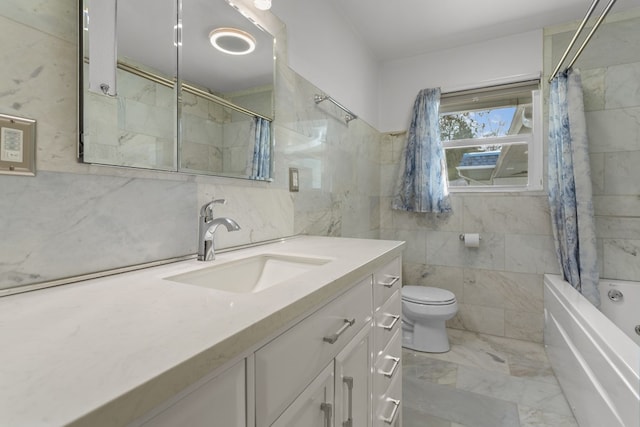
[545,10,640,283]
[0,0,381,291]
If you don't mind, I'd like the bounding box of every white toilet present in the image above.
[401,286,458,353]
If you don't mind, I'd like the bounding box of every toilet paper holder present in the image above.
[459,234,482,248]
[458,234,482,241]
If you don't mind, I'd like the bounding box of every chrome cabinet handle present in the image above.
[323,318,356,344]
[320,402,332,427]
[381,398,400,424]
[379,314,400,331]
[379,276,400,288]
[378,356,400,378]
[343,376,353,427]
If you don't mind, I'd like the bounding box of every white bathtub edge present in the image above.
[543,274,640,427]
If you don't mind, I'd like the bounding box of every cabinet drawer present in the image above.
[374,359,402,427]
[374,329,402,403]
[373,289,401,359]
[255,276,373,427]
[373,257,401,310]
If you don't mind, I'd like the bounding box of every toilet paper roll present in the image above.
[463,233,480,248]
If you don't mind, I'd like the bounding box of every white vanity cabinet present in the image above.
[140,358,246,427]
[255,275,373,427]
[271,324,372,427]
[267,257,402,427]
[134,255,403,427]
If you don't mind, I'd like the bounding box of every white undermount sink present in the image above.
[164,254,332,294]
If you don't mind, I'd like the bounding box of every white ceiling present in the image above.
[117,0,274,94]
[326,0,638,61]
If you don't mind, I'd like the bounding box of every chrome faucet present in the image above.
[197,199,241,261]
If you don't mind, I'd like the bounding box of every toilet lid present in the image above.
[402,286,456,305]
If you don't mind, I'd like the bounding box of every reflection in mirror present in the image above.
[179,0,274,179]
[81,0,178,171]
[79,0,275,180]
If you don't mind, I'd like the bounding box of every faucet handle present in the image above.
[200,198,226,217]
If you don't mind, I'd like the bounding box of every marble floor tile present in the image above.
[507,356,558,385]
[404,376,521,427]
[403,406,453,427]
[456,366,573,416]
[518,405,579,427]
[477,334,558,384]
[403,349,458,386]
[402,329,578,427]
[413,329,511,375]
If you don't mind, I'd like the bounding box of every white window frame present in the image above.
[442,89,543,193]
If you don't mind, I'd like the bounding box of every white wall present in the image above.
[270,0,543,134]
[378,30,543,133]
[271,0,380,128]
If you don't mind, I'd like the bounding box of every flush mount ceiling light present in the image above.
[209,27,256,55]
[254,0,271,10]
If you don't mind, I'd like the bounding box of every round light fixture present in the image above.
[209,27,256,55]
[254,0,272,10]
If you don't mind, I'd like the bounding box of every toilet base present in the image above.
[402,320,451,353]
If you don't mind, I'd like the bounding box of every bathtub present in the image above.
[544,274,639,427]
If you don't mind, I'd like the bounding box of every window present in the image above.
[440,80,542,192]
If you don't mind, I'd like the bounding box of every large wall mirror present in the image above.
[79,0,275,180]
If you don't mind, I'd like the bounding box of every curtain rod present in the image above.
[314,94,358,123]
[549,0,618,82]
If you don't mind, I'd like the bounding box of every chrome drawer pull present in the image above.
[343,376,353,427]
[320,402,332,427]
[381,398,400,424]
[379,314,400,331]
[323,318,356,344]
[379,276,400,288]
[378,356,400,378]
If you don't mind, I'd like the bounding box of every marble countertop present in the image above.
[0,236,404,427]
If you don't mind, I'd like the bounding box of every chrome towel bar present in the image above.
[314,94,358,123]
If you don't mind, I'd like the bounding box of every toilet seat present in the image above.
[402,286,456,305]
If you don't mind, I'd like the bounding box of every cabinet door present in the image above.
[142,359,245,427]
[255,277,372,427]
[335,325,372,427]
[271,363,335,427]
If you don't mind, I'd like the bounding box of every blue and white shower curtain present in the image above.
[548,69,600,306]
[251,117,271,181]
[392,88,452,213]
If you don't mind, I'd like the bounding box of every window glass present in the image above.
[439,81,541,191]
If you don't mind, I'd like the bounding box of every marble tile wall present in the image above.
[545,10,640,283]
[0,0,381,292]
[380,152,555,342]
[275,53,382,239]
